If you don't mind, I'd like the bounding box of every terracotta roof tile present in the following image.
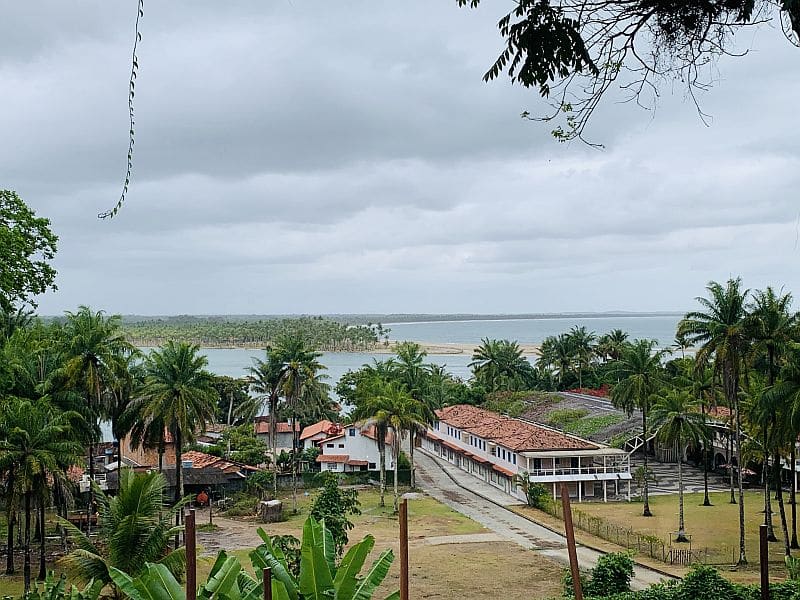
[316,454,349,463]
[300,420,342,440]
[435,404,598,452]
[254,421,301,435]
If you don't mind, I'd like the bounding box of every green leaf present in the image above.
[321,520,336,577]
[107,567,145,600]
[198,555,241,600]
[249,547,298,600]
[333,536,375,600]
[351,550,394,600]
[137,563,186,600]
[383,592,400,600]
[299,518,334,600]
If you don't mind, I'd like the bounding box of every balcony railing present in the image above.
[528,465,629,477]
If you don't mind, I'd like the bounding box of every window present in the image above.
[326,463,336,469]
[369,462,376,469]
[349,428,356,437]
[512,454,517,465]
[338,443,345,448]
[326,443,334,448]
[571,457,579,469]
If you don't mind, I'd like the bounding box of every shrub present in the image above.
[246,470,275,499]
[309,472,361,555]
[585,552,635,598]
[397,451,411,470]
[547,408,590,427]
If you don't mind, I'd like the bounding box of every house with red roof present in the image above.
[302,420,396,473]
[254,417,301,452]
[423,404,631,502]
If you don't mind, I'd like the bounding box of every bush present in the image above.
[526,483,550,509]
[584,553,635,598]
[222,492,259,517]
[246,470,274,499]
[310,472,361,555]
[398,451,411,470]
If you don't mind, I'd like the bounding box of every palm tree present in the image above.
[139,342,218,518]
[61,307,133,527]
[538,334,576,389]
[650,389,709,542]
[391,342,434,489]
[568,326,597,388]
[678,278,750,565]
[60,469,186,597]
[351,374,393,508]
[747,287,799,548]
[247,346,285,496]
[610,339,665,516]
[0,399,83,592]
[274,337,327,513]
[470,338,535,392]
[597,329,629,362]
[359,380,424,512]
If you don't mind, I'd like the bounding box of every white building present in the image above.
[300,420,343,449]
[422,404,631,503]
[314,423,396,473]
[254,417,300,452]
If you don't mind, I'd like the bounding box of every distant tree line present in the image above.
[120,315,387,351]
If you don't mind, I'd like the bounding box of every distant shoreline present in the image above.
[131,339,538,356]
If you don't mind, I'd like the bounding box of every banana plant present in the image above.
[4,572,102,600]
[106,516,398,600]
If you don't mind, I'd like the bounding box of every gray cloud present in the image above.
[2,1,799,315]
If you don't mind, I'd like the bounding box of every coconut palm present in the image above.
[610,339,665,516]
[275,337,327,513]
[359,380,424,512]
[0,399,83,592]
[650,389,709,542]
[597,329,629,362]
[747,286,800,548]
[470,338,535,392]
[538,334,576,388]
[60,469,186,597]
[139,342,218,513]
[568,326,597,387]
[678,278,750,565]
[688,359,717,507]
[61,307,133,527]
[351,375,393,508]
[247,346,287,496]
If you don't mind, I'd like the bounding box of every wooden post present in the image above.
[760,524,769,600]
[263,568,272,600]
[399,498,409,600]
[561,484,583,600]
[186,509,196,600]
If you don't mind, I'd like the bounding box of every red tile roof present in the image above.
[254,420,301,435]
[346,459,369,466]
[181,450,259,472]
[435,405,598,452]
[316,454,349,463]
[706,406,732,421]
[300,420,342,441]
[493,464,516,477]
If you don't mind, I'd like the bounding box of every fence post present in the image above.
[186,509,196,600]
[263,568,272,600]
[760,525,769,600]
[560,484,583,600]
[400,499,409,600]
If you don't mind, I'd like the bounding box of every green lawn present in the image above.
[575,491,795,574]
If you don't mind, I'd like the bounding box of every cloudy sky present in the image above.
[3,2,799,316]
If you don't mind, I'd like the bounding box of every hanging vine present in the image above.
[99,0,143,220]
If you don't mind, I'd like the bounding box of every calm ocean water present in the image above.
[197,315,681,381]
[108,316,680,440]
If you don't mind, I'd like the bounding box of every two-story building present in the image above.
[254,417,301,452]
[313,423,396,473]
[300,420,343,449]
[422,404,631,502]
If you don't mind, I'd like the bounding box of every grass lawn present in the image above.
[569,491,795,583]
[196,487,565,599]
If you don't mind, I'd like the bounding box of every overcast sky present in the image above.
[3,2,799,316]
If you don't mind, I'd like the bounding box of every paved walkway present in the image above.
[415,450,674,590]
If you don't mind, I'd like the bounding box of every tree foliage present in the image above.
[458,0,800,143]
[0,190,58,312]
[309,473,361,556]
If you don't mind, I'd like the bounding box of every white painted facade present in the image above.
[316,425,396,473]
[423,407,632,503]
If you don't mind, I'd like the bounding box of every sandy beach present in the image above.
[373,341,541,356]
